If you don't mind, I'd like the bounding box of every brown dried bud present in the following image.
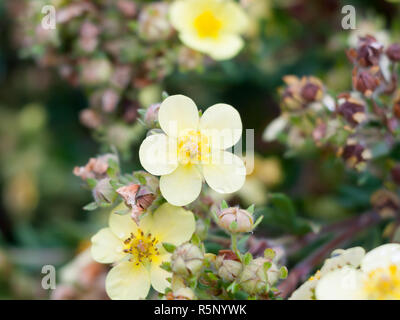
[337,96,366,126]
[386,43,400,62]
[217,207,254,233]
[353,69,380,97]
[370,189,400,218]
[356,35,383,67]
[338,141,372,170]
[281,76,324,111]
[73,154,118,181]
[116,184,156,223]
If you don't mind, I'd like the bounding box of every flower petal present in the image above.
[180,33,244,60]
[109,203,138,239]
[315,266,365,300]
[146,203,196,246]
[203,151,246,194]
[218,1,248,34]
[106,261,150,300]
[139,133,178,176]
[160,164,202,206]
[150,253,172,294]
[361,243,400,273]
[91,228,125,264]
[158,95,199,137]
[200,103,242,149]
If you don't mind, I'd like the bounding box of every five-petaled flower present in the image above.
[139,94,246,206]
[169,0,248,60]
[91,203,195,300]
[316,244,400,300]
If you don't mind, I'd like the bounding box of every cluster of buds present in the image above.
[11,0,206,152]
[266,34,400,174]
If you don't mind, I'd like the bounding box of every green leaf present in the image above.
[191,233,201,246]
[114,208,130,215]
[221,200,229,209]
[86,178,97,189]
[162,242,176,253]
[227,281,239,294]
[243,252,253,265]
[263,261,272,272]
[229,220,238,231]
[252,215,264,230]
[83,202,98,211]
[160,262,172,272]
[264,248,276,260]
[279,266,288,279]
[247,204,255,214]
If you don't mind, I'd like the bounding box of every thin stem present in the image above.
[231,233,241,261]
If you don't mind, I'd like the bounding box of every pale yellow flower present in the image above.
[315,244,400,300]
[169,0,248,60]
[91,203,195,300]
[139,94,246,206]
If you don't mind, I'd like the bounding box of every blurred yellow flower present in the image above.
[139,95,246,206]
[169,0,248,60]
[91,203,195,300]
[316,244,400,300]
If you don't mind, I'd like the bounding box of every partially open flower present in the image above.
[238,257,279,295]
[215,250,242,282]
[171,243,204,277]
[217,206,253,233]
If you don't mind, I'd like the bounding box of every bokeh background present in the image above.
[0,0,399,299]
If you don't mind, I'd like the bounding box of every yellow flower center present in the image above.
[177,130,211,165]
[193,10,222,39]
[363,264,400,300]
[123,229,160,265]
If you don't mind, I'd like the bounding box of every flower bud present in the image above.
[386,43,400,62]
[171,243,204,277]
[337,95,366,126]
[74,154,118,181]
[353,69,380,98]
[217,207,253,233]
[215,250,242,282]
[338,140,372,170]
[356,35,383,67]
[92,178,117,204]
[79,108,102,129]
[238,258,279,295]
[138,3,173,42]
[144,103,161,128]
